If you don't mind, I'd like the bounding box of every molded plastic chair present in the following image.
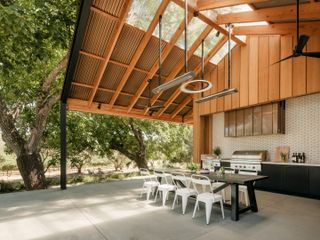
[171,172,197,214]
[238,170,258,206]
[154,170,176,206]
[139,168,159,201]
[191,174,225,225]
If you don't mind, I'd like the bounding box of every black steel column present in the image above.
[231,184,239,221]
[60,101,67,190]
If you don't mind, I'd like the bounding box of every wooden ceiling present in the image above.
[62,0,320,124]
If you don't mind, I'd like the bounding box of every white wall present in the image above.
[212,93,320,164]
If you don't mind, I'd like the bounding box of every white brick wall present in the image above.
[212,93,320,164]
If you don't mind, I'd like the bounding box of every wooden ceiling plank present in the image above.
[145,25,213,115]
[67,98,190,124]
[196,0,268,11]
[170,96,193,119]
[172,0,246,46]
[108,0,171,107]
[218,2,320,24]
[233,22,320,35]
[87,0,133,106]
[126,14,194,113]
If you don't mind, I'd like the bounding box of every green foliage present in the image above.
[1,164,16,176]
[0,180,25,193]
[187,162,199,172]
[213,146,222,157]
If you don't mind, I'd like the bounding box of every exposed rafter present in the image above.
[108,0,170,107]
[87,0,133,107]
[145,25,213,115]
[172,0,246,46]
[218,2,320,24]
[170,96,193,119]
[67,98,190,124]
[158,36,227,118]
[126,14,194,113]
[233,22,320,35]
[196,0,268,11]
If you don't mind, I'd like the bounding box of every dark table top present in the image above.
[156,169,268,185]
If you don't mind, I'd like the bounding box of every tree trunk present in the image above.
[16,151,47,190]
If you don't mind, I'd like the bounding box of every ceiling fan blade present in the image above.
[271,54,295,65]
[149,104,164,110]
[295,35,309,53]
[301,52,320,58]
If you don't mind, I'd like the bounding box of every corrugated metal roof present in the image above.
[99,62,126,90]
[110,24,145,64]
[73,54,101,85]
[161,47,184,77]
[93,0,127,17]
[122,70,147,94]
[69,85,91,101]
[93,90,113,103]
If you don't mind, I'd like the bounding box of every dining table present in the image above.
[155,169,268,221]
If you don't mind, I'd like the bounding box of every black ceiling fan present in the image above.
[273,0,320,64]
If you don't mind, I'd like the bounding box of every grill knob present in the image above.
[244,166,246,168]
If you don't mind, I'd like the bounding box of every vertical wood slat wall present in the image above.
[193,35,320,163]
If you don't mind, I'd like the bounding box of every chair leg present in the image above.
[192,199,199,218]
[244,190,249,206]
[154,189,159,202]
[172,193,178,210]
[205,201,213,225]
[221,189,226,203]
[146,187,151,201]
[220,199,225,219]
[162,190,168,206]
[182,195,188,215]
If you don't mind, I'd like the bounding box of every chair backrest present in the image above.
[238,170,258,176]
[154,170,172,184]
[171,172,188,189]
[191,174,213,194]
[140,168,158,182]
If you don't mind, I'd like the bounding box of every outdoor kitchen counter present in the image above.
[262,161,320,167]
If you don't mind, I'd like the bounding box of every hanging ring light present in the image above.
[152,0,196,94]
[181,40,212,94]
[180,80,212,94]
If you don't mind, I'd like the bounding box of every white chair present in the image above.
[238,170,258,206]
[154,170,176,206]
[139,168,159,201]
[171,172,197,214]
[211,169,234,202]
[191,174,225,225]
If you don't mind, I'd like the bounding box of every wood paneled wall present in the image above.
[193,35,320,162]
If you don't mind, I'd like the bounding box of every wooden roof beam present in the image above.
[218,2,320,24]
[170,96,193,119]
[108,0,171,107]
[126,14,194,113]
[146,25,213,115]
[87,0,133,107]
[196,0,268,11]
[172,0,246,46]
[233,22,320,35]
[155,35,227,118]
[71,82,179,105]
[67,98,189,124]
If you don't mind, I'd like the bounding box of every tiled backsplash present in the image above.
[212,93,320,164]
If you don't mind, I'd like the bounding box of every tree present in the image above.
[0,0,78,190]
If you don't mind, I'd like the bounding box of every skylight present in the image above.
[152,2,184,42]
[126,0,162,31]
[210,40,236,65]
[214,4,253,15]
[176,18,207,50]
[194,29,223,57]
[234,21,269,27]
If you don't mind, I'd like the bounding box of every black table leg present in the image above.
[231,184,239,221]
[246,182,258,212]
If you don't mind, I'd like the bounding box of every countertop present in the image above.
[262,161,320,167]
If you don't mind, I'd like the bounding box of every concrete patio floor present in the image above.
[0,179,319,240]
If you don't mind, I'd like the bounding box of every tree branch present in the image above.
[0,96,25,156]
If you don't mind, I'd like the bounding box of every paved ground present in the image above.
[0,179,319,240]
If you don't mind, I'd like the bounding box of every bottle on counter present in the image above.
[298,153,302,163]
[291,153,297,163]
[302,152,306,163]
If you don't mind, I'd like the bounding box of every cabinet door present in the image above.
[244,108,253,136]
[272,103,279,134]
[253,106,262,135]
[228,111,236,137]
[262,104,273,135]
[224,112,229,137]
[309,167,320,197]
[258,164,284,190]
[236,109,244,137]
[284,166,309,195]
